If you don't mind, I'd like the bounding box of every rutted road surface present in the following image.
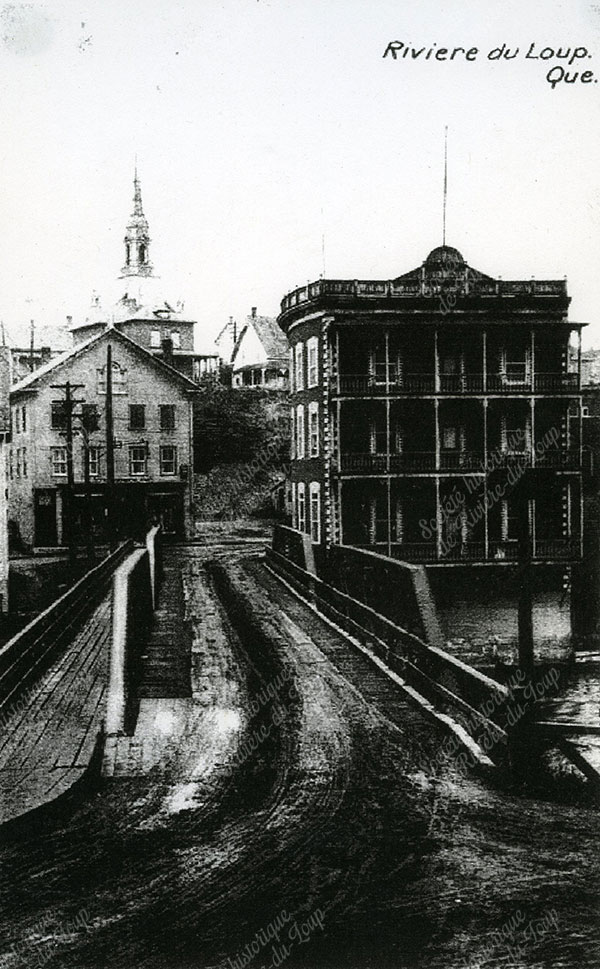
[0,542,599,969]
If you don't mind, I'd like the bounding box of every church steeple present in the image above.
[120,167,153,278]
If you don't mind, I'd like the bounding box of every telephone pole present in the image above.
[105,344,116,544]
[29,319,35,373]
[51,380,85,570]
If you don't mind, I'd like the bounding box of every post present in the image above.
[509,476,535,781]
[105,344,115,544]
[517,486,534,684]
[52,380,85,572]
[82,434,94,563]
[29,319,35,373]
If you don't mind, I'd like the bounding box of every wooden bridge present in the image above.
[1,521,599,830]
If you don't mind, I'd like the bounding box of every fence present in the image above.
[266,531,512,763]
[0,542,133,718]
[106,547,154,734]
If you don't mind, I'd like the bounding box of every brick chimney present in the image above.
[161,336,174,364]
[251,307,257,318]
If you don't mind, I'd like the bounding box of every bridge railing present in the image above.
[0,542,133,718]
[266,541,512,763]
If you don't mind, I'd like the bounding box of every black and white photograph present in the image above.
[0,1,599,967]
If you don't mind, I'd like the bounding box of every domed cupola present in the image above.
[424,245,466,272]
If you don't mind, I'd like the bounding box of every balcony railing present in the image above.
[335,372,579,396]
[353,539,579,564]
[280,277,568,313]
[337,374,435,394]
[487,373,578,393]
[439,374,485,393]
[339,449,579,474]
[490,540,579,561]
[534,372,579,392]
[494,450,580,471]
[340,453,389,473]
[439,451,486,471]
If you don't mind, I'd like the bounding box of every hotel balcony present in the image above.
[357,539,579,564]
[335,372,579,397]
[338,449,580,475]
[279,276,568,315]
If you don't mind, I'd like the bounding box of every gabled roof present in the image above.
[231,314,288,365]
[11,325,198,396]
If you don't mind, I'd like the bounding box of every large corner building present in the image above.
[279,245,585,568]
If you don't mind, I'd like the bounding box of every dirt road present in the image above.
[0,543,598,969]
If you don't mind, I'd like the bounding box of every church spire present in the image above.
[120,167,153,278]
[133,166,143,216]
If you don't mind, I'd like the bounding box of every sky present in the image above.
[0,0,599,350]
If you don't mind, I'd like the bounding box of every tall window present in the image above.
[97,362,128,395]
[369,495,388,544]
[21,406,26,433]
[370,414,387,453]
[88,446,100,477]
[296,404,305,459]
[81,404,99,432]
[309,482,321,543]
[289,348,295,393]
[129,404,146,430]
[8,449,13,480]
[160,445,177,475]
[51,401,67,430]
[307,337,319,387]
[501,348,530,385]
[290,408,296,460]
[393,498,403,543]
[295,343,304,391]
[370,343,387,384]
[501,416,529,453]
[291,482,297,528]
[442,426,458,450]
[51,447,67,476]
[15,407,21,434]
[15,448,21,478]
[501,499,521,541]
[129,445,147,476]
[159,404,176,431]
[21,447,27,478]
[170,331,181,349]
[308,402,319,457]
[297,482,306,533]
[150,329,161,348]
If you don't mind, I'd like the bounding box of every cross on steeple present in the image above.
[120,166,153,278]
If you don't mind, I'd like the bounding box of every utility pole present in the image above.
[29,319,35,373]
[105,344,116,545]
[509,470,537,782]
[51,380,85,572]
[517,485,534,684]
[79,409,98,563]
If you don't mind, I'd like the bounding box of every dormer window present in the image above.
[150,329,161,348]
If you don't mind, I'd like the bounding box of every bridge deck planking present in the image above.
[0,611,106,761]
[0,598,111,769]
[8,611,109,773]
[0,592,112,827]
